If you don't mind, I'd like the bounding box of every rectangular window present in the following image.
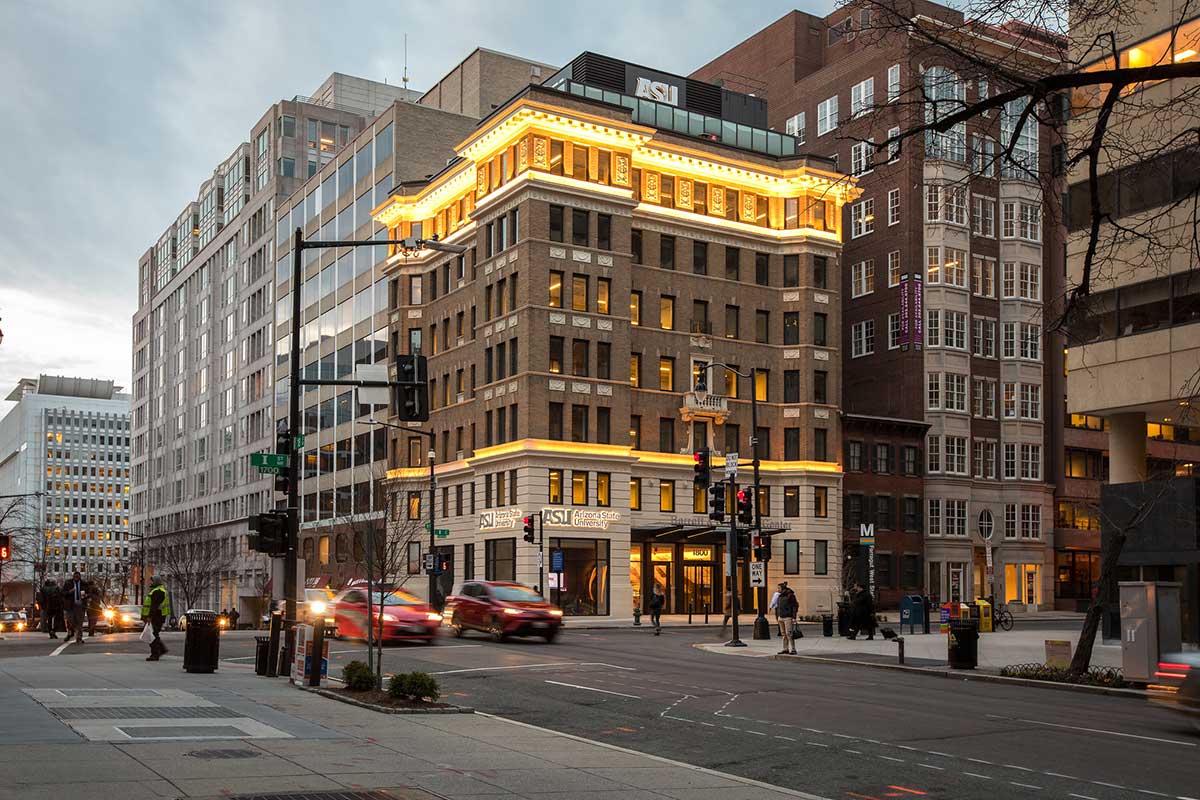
[814,540,828,575]
[659,479,675,512]
[660,295,674,330]
[888,313,901,349]
[548,271,563,308]
[817,95,839,135]
[813,370,828,404]
[814,312,827,346]
[548,469,563,503]
[813,256,827,288]
[755,310,770,343]
[548,402,563,440]
[814,428,828,461]
[784,540,800,574]
[783,254,800,287]
[630,291,641,325]
[888,188,900,225]
[484,538,515,581]
[630,477,641,510]
[972,197,996,237]
[887,64,901,102]
[852,259,875,297]
[660,235,675,270]
[571,470,588,504]
[571,339,589,377]
[785,112,806,143]
[631,229,643,263]
[851,77,874,117]
[658,357,674,391]
[725,246,740,280]
[851,320,874,358]
[851,199,874,238]
[571,208,589,246]
[572,275,588,312]
[597,214,611,250]
[725,305,739,339]
[783,311,800,345]
[549,205,563,242]
[814,486,829,518]
[851,140,874,175]
[755,252,770,286]
[658,417,675,453]
[549,336,564,374]
[692,240,708,274]
[784,369,801,403]
[785,427,800,460]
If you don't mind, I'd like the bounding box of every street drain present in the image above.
[184,748,262,760]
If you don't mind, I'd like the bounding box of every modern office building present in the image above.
[0,375,131,607]
[271,51,555,592]
[131,73,419,615]
[694,1,1064,608]
[1064,6,1200,633]
[364,53,855,619]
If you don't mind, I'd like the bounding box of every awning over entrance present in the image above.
[632,522,790,544]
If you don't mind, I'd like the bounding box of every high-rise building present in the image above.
[271,50,555,592]
[694,2,1063,608]
[1064,5,1200,636]
[131,74,419,615]
[364,53,854,618]
[0,375,130,607]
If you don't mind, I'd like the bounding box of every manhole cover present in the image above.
[185,749,262,760]
[51,706,237,720]
[117,725,250,739]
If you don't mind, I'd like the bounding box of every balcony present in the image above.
[680,391,729,424]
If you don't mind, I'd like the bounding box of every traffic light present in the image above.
[522,515,536,544]
[736,488,754,526]
[395,354,430,422]
[736,530,751,559]
[754,534,773,562]
[249,511,288,555]
[0,534,10,561]
[692,448,711,489]
[707,483,726,522]
[274,430,292,494]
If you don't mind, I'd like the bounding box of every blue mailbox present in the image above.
[900,595,926,632]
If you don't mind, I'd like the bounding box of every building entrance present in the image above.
[682,564,714,615]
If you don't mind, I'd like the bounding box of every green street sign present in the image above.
[256,465,284,475]
[250,453,290,469]
[294,434,305,449]
[435,529,450,538]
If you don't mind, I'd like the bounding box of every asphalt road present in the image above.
[4,624,1198,800]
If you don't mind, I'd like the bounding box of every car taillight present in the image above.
[1155,661,1191,680]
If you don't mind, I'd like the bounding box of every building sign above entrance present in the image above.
[634,76,680,106]
[542,507,620,530]
[479,508,523,531]
[683,546,714,561]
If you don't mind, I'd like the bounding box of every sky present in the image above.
[0,0,836,410]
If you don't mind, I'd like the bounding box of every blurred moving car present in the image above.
[443,581,563,642]
[1151,652,1200,730]
[0,609,27,633]
[177,609,226,631]
[105,605,145,632]
[332,587,440,644]
[258,589,336,628]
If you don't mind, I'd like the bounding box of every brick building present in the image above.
[365,54,857,618]
[694,2,1063,608]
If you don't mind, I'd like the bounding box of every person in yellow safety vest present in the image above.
[141,576,172,661]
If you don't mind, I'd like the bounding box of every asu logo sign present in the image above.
[634,77,680,106]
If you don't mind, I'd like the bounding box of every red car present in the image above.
[443,581,563,642]
[332,587,441,644]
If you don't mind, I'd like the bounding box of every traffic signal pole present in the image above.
[750,367,770,641]
[286,229,303,625]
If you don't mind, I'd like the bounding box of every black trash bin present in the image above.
[822,614,834,637]
[254,635,270,676]
[947,618,979,669]
[182,611,221,674]
[836,602,852,637]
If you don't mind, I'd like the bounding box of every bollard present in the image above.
[688,603,693,625]
[265,612,282,677]
[896,636,905,665]
[633,607,642,626]
[705,604,710,625]
[308,617,325,687]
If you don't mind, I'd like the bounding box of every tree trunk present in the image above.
[1069,529,1125,675]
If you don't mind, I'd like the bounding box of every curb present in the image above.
[302,685,475,714]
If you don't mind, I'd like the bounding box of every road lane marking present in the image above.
[1010,781,1042,790]
[832,733,857,740]
[1005,765,1034,772]
[1068,794,1098,800]
[722,726,742,732]
[431,661,580,675]
[745,730,767,736]
[887,788,927,796]
[50,641,72,657]
[1138,791,1168,797]
[543,680,640,699]
[998,715,1197,748]
[806,741,829,747]
[878,755,905,763]
[967,757,993,765]
[917,764,944,771]
[926,751,953,758]
[964,773,992,780]
[1092,781,1126,790]
[1043,772,1077,780]
[776,735,797,741]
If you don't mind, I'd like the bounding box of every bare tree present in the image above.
[823,0,1200,670]
[148,530,235,613]
[0,495,45,606]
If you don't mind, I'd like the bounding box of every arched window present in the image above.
[335,532,349,563]
[301,536,315,564]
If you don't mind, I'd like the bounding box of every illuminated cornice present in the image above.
[458,99,655,163]
[636,203,843,244]
[634,145,858,204]
[372,162,476,228]
[383,438,843,477]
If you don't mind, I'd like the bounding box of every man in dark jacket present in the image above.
[38,579,62,639]
[774,582,799,655]
[141,576,171,661]
[849,584,877,641]
[648,585,665,634]
[85,583,103,637]
[62,572,88,644]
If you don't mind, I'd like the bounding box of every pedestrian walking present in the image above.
[648,585,665,634]
[141,576,171,661]
[86,583,102,637]
[229,607,240,630]
[849,584,877,641]
[774,581,800,655]
[718,585,734,638]
[38,579,61,639]
[63,572,88,644]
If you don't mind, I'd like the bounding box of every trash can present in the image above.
[254,635,270,676]
[182,610,221,674]
[975,599,993,633]
[822,614,834,637]
[947,618,979,669]
[836,602,852,637]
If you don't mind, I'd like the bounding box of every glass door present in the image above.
[682,565,714,615]
[652,563,672,613]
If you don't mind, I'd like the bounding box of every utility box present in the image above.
[1119,582,1182,684]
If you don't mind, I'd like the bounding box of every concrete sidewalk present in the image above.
[0,652,824,800]
[695,622,1121,671]
[568,610,1088,629]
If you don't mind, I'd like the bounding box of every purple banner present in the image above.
[899,273,910,351]
[912,273,924,351]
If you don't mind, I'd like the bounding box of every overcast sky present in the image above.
[0,0,835,409]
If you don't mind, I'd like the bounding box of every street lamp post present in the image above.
[693,365,772,641]
[285,228,463,624]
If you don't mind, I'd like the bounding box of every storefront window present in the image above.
[485,538,515,581]
[630,547,642,611]
[549,537,610,615]
[1004,562,1041,606]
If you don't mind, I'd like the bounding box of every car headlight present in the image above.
[549,609,564,617]
[121,615,132,622]
[426,612,442,622]
[310,601,327,614]
[503,607,524,616]
[218,618,228,627]
[378,612,398,622]
[17,622,25,631]
[103,609,115,619]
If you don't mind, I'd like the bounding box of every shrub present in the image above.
[999,662,1127,688]
[388,671,441,702]
[342,660,375,691]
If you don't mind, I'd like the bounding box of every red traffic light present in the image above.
[737,489,749,502]
[693,452,704,464]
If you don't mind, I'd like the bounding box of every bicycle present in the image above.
[992,602,1014,631]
